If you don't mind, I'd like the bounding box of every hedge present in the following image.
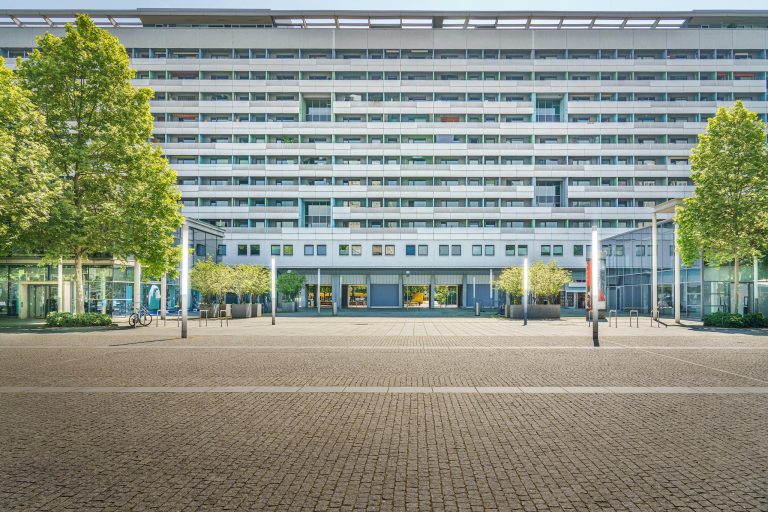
[702,312,768,328]
[46,312,113,327]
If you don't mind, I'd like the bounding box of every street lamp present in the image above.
[523,256,529,326]
[271,257,276,325]
[591,226,599,346]
[180,222,189,339]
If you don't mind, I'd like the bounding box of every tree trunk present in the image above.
[732,258,740,314]
[74,252,85,314]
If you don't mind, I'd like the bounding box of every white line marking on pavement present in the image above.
[0,386,766,394]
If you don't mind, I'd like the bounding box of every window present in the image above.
[385,245,395,256]
[505,244,515,256]
[573,245,583,257]
[484,245,495,256]
[351,244,362,256]
[339,244,350,256]
[372,244,383,256]
[304,244,314,256]
[553,245,563,256]
[472,245,482,256]
[418,245,428,256]
[602,245,612,257]
[250,244,260,256]
[271,244,280,256]
[283,245,293,256]
[406,245,416,256]
[439,245,449,256]
[196,244,206,257]
[217,244,227,256]
[635,245,645,257]
[518,245,528,256]
[317,244,327,256]
[237,244,247,256]
[616,245,624,256]
[451,245,461,256]
[541,245,551,256]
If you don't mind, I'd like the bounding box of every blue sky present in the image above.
[1,0,766,10]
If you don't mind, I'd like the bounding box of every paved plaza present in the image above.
[0,316,766,511]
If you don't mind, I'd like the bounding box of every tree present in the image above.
[495,266,523,303]
[0,57,55,254]
[190,259,230,303]
[529,261,572,304]
[17,15,183,313]
[677,101,768,313]
[230,265,271,303]
[276,273,306,302]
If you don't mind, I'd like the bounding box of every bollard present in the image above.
[332,301,338,316]
[475,301,480,316]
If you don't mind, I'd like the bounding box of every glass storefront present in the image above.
[403,285,430,308]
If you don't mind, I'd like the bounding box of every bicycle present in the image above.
[128,305,153,327]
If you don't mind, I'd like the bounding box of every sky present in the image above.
[0,0,766,11]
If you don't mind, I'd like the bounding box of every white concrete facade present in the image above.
[1,10,767,306]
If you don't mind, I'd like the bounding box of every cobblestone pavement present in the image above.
[0,317,766,511]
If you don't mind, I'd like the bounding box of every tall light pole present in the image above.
[180,222,189,339]
[523,256,529,326]
[591,226,599,346]
[271,257,276,325]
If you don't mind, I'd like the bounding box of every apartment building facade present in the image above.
[2,10,767,309]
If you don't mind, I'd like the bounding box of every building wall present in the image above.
[2,17,768,306]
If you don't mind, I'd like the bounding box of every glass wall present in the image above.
[603,220,768,319]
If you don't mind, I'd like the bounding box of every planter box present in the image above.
[230,303,252,318]
[510,304,561,319]
[279,301,297,312]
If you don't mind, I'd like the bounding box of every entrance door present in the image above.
[30,285,57,319]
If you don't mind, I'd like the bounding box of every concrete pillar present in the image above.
[317,268,321,313]
[674,222,681,324]
[365,274,371,309]
[160,274,167,320]
[651,212,658,319]
[398,274,404,308]
[133,261,142,314]
[489,268,494,307]
[57,258,64,313]
[473,276,477,308]
[461,274,467,308]
[429,275,435,309]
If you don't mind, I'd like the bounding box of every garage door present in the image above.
[369,284,399,307]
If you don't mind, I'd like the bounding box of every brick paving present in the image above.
[0,317,766,511]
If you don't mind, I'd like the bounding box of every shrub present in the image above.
[703,311,768,328]
[46,312,113,327]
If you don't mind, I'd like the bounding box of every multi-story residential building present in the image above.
[2,9,767,311]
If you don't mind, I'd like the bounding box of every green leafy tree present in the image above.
[17,15,183,313]
[230,265,271,303]
[276,272,306,301]
[529,261,572,304]
[495,266,523,303]
[677,101,768,313]
[190,259,230,303]
[0,57,55,253]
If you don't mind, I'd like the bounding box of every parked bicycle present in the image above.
[128,305,153,327]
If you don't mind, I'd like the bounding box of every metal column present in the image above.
[674,222,681,324]
[651,212,658,319]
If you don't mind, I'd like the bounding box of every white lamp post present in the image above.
[180,222,189,339]
[523,256,529,326]
[271,257,276,325]
[591,226,599,346]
